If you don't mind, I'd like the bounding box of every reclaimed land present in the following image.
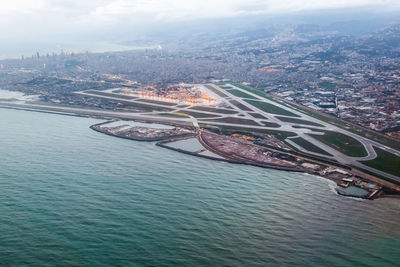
[207,124,297,141]
[362,147,400,177]
[198,132,400,199]
[90,119,399,199]
[90,121,195,142]
[198,131,305,172]
[156,138,239,164]
[2,101,397,200]
[310,131,368,157]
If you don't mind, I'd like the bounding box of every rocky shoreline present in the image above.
[90,120,400,200]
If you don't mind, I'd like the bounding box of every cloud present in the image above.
[87,0,400,23]
[0,0,398,39]
[1,0,399,25]
[0,0,45,15]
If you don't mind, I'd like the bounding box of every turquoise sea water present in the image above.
[0,108,399,266]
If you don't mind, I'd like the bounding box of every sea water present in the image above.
[0,108,399,266]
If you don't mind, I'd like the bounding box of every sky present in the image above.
[1,0,399,27]
[0,0,399,57]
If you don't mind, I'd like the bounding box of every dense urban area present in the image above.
[0,21,399,199]
[1,23,399,139]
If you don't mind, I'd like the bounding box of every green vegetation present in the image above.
[244,99,300,117]
[228,90,258,99]
[220,83,400,152]
[275,116,324,127]
[277,98,400,151]
[362,147,400,177]
[352,166,400,185]
[230,83,274,100]
[310,131,368,157]
[290,137,332,156]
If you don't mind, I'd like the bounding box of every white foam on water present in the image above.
[0,89,39,102]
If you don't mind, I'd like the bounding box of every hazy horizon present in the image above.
[0,1,399,59]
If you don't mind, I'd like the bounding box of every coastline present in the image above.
[90,120,390,200]
[90,121,196,142]
[1,101,398,200]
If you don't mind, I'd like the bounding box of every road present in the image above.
[2,82,399,183]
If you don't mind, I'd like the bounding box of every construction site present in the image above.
[89,117,397,200]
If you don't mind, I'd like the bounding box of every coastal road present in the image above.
[2,82,400,183]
